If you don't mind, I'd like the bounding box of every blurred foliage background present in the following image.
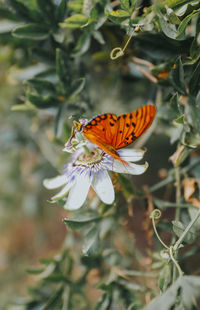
[0,0,200,309]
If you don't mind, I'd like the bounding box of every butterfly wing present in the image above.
[114,105,156,149]
[82,105,156,162]
[82,113,123,161]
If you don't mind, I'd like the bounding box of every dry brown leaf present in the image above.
[169,145,185,166]
[182,178,200,208]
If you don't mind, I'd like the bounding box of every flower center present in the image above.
[76,148,103,165]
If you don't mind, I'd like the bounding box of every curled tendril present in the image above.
[150,208,161,220]
[110,27,137,60]
[150,209,184,278]
[110,47,124,60]
[150,209,169,249]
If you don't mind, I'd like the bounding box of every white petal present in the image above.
[111,160,149,175]
[92,170,114,204]
[64,173,92,210]
[118,148,145,162]
[52,181,74,200]
[43,175,68,189]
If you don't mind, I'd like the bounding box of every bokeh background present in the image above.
[0,0,200,309]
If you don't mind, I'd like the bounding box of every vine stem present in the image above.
[175,166,181,222]
[169,246,183,277]
[172,166,181,281]
[173,209,200,251]
[149,157,200,193]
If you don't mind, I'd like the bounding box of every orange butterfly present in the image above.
[77,105,156,164]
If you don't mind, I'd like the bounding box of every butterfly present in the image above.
[80,105,156,164]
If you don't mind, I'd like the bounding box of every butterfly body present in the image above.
[82,105,156,163]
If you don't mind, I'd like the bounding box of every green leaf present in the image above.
[60,14,88,29]
[7,0,41,22]
[158,265,171,292]
[144,276,200,310]
[155,5,178,39]
[159,17,178,39]
[55,0,67,22]
[63,216,101,230]
[27,93,59,109]
[120,0,130,11]
[105,9,130,24]
[11,102,36,111]
[188,207,200,230]
[26,268,45,274]
[73,31,91,56]
[189,61,200,97]
[26,78,55,93]
[82,225,100,255]
[36,0,55,24]
[170,93,179,113]
[120,0,136,12]
[169,57,186,95]
[177,9,200,39]
[117,174,135,198]
[172,220,197,244]
[42,287,63,310]
[70,78,85,97]
[39,258,56,265]
[68,0,83,13]
[174,114,185,124]
[166,7,181,25]
[12,23,49,40]
[56,48,71,88]
[189,37,200,64]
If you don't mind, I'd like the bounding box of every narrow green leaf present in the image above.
[60,14,88,29]
[177,9,200,39]
[55,0,67,22]
[42,287,63,310]
[26,78,55,93]
[7,0,40,22]
[12,23,49,40]
[70,78,85,97]
[64,216,101,230]
[169,58,186,95]
[26,268,45,274]
[27,93,59,109]
[39,258,56,265]
[56,48,71,87]
[189,61,200,97]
